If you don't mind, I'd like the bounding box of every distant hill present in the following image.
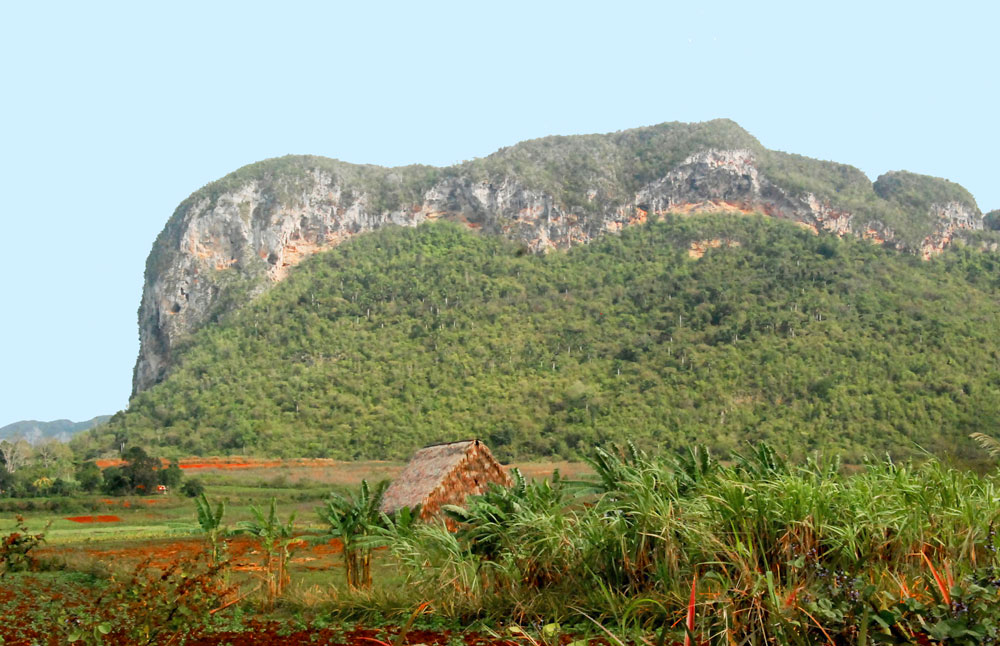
[75,219,1000,463]
[2,416,110,444]
[133,120,989,394]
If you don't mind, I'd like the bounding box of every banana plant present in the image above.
[317,479,388,589]
[236,498,297,606]
[194,493,227,565]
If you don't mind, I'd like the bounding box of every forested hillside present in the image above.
[77,218,1000,462]
[134,120,988,394]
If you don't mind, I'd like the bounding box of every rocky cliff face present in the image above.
[634,149,854,236]
[134,123,984,393]
[915,201,983,259]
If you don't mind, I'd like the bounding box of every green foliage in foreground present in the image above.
[5,446,1000,643]
[374,446,1000,644]
[195,493,227,565]
[79,218,1000,461]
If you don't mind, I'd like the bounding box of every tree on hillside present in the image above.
[34,439,72,471]
[0,438,30,474]
[159,459,183,489]
[121,446,160,493]
[75,461,103,492]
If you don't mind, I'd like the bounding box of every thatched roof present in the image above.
[380,439,502,515]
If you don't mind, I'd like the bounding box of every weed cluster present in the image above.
[57,552,234,644]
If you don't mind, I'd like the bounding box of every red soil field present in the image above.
[4,580,519,646]
[65,515,121,523]
[0,606,531,646]
[74,536,344,570]
[94,457,341,470]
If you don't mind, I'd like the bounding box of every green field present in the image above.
[0,459,587,544]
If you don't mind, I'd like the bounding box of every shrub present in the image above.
[181,479,205,498]
[158,460,183,488]
[100,466,131,496]
[1,514,47,575]
[57,552,233,644]
[76,461,103,492]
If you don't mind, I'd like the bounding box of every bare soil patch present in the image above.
[75,535,345,570]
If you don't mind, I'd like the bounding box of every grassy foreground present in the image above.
[3,449,1000,644]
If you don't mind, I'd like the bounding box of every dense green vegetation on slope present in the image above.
[82,218,1000,462]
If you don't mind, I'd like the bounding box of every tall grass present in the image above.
[375,445,1000,644]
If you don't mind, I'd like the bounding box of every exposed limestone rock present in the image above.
[421,176,594,251]
[634,150,853,236]
[918,201,983,259]
[134,170,430,393]
[688,239,742,259]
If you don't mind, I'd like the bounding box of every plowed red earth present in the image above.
[76,535,344,570]
[0,615,533,646]
[95,457,340,470]
[65,515,121,523]
[0,581,535,646]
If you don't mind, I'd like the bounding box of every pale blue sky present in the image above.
[1,1,997,426]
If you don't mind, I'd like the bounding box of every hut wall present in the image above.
[418,442,512,520]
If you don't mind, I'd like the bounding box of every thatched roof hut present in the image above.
[380,439,512,520]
